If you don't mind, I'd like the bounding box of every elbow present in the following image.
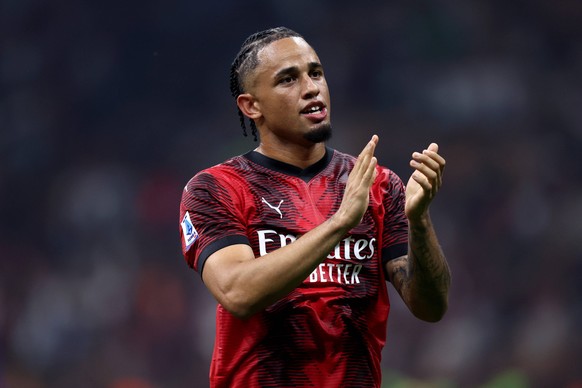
[218,291,261,320]
[416,305,447,323]
[224,305,256,320]
[206,276,262,319]
[411,297,449,323]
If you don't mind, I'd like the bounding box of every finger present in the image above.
[363,135,378,164]
[422,143,446,169]
[427,142,438,153]
[411,154,442,189]
[363,157,378,185]
[357,135,378,158]
[410,160,439,191]
[421,150,446,171]
[411,171,433,192]
[365,135,379,183]
[354,135,378,175]
[412,152,440,171]
[413,148,445,170]
[423,144,445,188]
[412,148,445,190]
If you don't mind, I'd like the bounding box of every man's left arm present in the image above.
[386,143,451,322]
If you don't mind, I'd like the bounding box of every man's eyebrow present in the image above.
[274,62,323,78]
[274,66,297,78]
[308,61,323,70]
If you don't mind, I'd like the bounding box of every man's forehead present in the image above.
[257,37,320,71]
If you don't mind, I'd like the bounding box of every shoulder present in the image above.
[184,155,251,191]
[180,156,257,217]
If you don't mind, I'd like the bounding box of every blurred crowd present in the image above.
[1,1,581,387]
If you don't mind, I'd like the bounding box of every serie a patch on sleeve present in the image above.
[181,211,199,249]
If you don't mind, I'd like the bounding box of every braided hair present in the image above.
[229,27,304,141]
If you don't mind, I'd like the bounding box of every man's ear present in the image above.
[237,93,262,120]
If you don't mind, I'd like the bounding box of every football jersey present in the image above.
[179,147,408,388]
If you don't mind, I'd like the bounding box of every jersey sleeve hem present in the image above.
[198,235,250,276]
[381,242,408,264]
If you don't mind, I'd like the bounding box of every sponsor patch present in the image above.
[181,211,198,249]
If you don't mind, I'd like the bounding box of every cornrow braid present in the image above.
[229,27,303,141]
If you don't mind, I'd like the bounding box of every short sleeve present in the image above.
[179,170,250,275]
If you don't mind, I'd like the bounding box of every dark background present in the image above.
[1,1,581,387]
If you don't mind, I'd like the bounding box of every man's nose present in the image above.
[301,74,320,98]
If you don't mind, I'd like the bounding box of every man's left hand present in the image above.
[405,143,446,222]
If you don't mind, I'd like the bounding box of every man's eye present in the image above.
[280,76,294,84]
[311,70,323,78]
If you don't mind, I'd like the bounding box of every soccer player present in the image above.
[179,27,451,387]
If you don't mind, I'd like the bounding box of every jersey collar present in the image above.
[244,147,334,183]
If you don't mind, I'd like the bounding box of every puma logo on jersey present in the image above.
[262,197,284,219]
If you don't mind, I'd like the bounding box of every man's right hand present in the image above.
[333,135,379,231]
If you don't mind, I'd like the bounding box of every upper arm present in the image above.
[201,243,256,306]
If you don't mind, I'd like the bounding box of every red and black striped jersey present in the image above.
[179,147,408,388]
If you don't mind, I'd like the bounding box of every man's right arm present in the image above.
[202,135,379,319]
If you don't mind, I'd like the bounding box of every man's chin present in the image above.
[304,124,332,144]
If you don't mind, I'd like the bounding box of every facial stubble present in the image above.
[303,123,332,144]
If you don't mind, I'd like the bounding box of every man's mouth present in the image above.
[301,104,327,123]
[302,105,324,114]
[301,103,328,121]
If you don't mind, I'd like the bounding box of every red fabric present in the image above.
[179,149,408,387]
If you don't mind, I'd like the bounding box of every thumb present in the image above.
[427,143,439,153]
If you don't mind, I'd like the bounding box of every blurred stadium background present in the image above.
[1,0,581,387]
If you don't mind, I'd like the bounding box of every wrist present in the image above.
[329,212,355,236]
